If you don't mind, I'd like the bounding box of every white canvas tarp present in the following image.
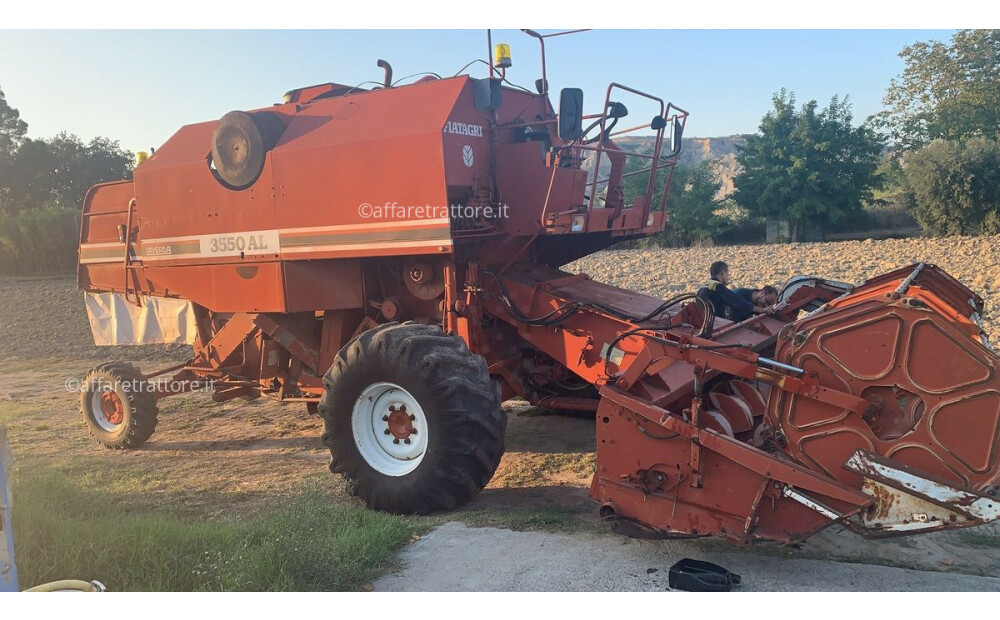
[84,292,197,346]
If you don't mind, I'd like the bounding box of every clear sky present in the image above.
[0,29,954,154]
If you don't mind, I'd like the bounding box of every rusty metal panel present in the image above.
[771,266,1000,494]
[253,314,321,373]
[271,78,462,233]
[845,451,1000,536]
[142,263,286,313]
[282,260,364,313]
[592,387,870,544]
[134,118,282,240]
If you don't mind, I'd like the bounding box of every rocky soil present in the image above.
[570,235,1000,339]
[0,275,189,362]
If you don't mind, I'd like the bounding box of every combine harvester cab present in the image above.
[75,30,999,545]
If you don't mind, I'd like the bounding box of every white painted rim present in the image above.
[351,382,428,476]
[90,388,124,433]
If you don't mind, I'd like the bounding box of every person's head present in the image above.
[753,285,779,306]
[710,261,730,285]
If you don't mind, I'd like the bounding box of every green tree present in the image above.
[734,90,883,241]
[45,133,133,208]
[877,30,1000,150]
[0,86,27,155]
[2,132,132,213]
[3,138,56,214]
[871,157,912,209]
[623,159,737,246]
[0,87,134,273]
[0,86,29,213]
[0,204,80,274]
[904,138,1000,236]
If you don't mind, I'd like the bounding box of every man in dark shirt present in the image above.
[730,285,778,322]
[698,261,774,324]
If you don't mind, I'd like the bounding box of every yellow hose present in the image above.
[24,579,105,592]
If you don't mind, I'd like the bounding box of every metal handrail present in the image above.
[574,101,689,218]
[121,198,143,307]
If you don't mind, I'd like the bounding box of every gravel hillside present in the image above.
[569,235,1000,339]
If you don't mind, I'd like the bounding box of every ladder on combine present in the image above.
[121,198,145,306]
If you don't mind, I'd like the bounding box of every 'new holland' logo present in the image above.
[444,121,484,138]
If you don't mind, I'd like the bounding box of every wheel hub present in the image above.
[386,407,414,439]
[352,382,428,476]
[408,263,432,285]
[100,391,124,426]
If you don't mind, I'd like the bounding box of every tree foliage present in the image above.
[0,204,81,274]
[0,87,29,209]
[1,132,133,215]
[877,30,1000,151]
[0,85,133,274]
[904,138,1000,236]
[734,90,883,240]
[623,158,738,246]
[0,86,28,156]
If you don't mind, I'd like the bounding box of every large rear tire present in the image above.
[80,362,159,450]
[319,322,506,514]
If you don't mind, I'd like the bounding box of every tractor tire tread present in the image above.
[319,322,505,514]
[80,362,159,450]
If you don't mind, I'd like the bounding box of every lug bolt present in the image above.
[404,438,411,444]
[382,415,389,421]
[384,429,391,435]
[393,438,400,444]
[389,405,396,411]
[410,429,418,435]
[409,414,416,421]
[400,405,406,412]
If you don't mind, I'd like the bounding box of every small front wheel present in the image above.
[80,363,159,449]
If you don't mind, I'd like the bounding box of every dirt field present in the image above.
[570,235,1000,339]
[2,236,1000,588]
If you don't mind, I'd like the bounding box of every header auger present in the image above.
[77,31,1000,544]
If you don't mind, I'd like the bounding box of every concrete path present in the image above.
[375,522,1000,592]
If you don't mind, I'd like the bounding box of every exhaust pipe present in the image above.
[377,59,393,89]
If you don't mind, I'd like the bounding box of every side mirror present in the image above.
[669,117,684,155]
[558,88,584,142]
[607,101,628,119]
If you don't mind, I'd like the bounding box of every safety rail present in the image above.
[534,85,688,228]
[77,182,145,306]
[578,84,688,217]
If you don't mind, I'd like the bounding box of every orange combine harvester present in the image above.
[77,30,1000,544]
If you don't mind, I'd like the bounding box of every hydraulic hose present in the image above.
[481,270,710,330]
[24,579,106,592]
